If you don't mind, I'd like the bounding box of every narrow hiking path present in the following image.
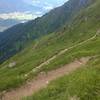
[25,31,99,77]
[1,31,99,100]
[2,58,89,100]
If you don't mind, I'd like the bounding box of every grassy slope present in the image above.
[23,2,100,99]
[24,52,100,100]
[23,1,100,99]
[0,0,100,92]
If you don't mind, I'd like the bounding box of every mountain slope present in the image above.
[0,0,95,63]
[0,19,20,32]
[0,0,99,93]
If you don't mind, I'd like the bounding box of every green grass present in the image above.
[41,37,100,72]
[24,59,100,100]
[23,38,100,100]
[0,0,100,92]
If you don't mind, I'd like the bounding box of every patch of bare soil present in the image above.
[2,57,89,100]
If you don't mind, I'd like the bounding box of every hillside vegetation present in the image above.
[0,0,100,93]
[24,2,100,98]
[24,53,100,100]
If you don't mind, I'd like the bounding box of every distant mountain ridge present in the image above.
[0,19,20,32]
[0,0,95,63]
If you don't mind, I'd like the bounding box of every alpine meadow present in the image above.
[0,0,100,100]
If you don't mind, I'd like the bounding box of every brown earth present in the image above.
[2,57,89,100]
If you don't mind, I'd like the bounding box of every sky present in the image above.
[0,0,69,22]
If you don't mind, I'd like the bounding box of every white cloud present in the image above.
[23,0,53,11]
[0,11,42,21]
[43,6,53,10]
[32,0,40,4]
[23,0,40,6]
[35,11,42,15]
[0,0,69,21]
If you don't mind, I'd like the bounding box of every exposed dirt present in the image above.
[25,32,98,77]
[1,30,98,100]
[2,57,89,100]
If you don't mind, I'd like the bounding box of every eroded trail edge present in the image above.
[2,57,89,100]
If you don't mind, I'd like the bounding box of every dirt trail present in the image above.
[1,31,99,100]
[25,31,99,77]
[2,57,89,100]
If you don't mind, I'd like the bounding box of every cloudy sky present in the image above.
[0,0,69,21]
